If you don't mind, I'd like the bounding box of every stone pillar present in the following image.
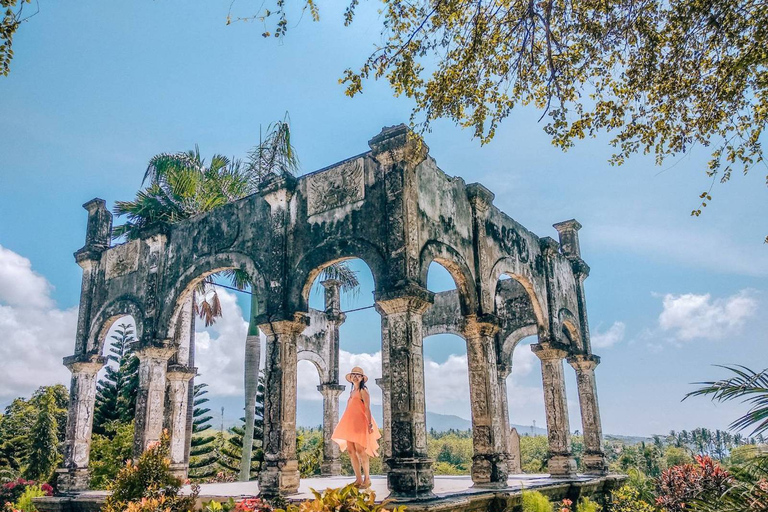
[553,220,592,353]
[165,365,196,479]
[321,279,345,384]
[258,317,307,496]
[318,383,344,475]
[463,318,508,487]
[497,364,521,474]
[375,287,434,499]
[532,342,576,476]
[375,305,392,470]
[56,356,105,493]
[133,346,174,457]
[508,429,522,474]
[568,354,608,474]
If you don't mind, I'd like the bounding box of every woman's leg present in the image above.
[347,442,363,484]
[359,446,371,487]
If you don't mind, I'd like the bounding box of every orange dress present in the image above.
[331,389,381,457]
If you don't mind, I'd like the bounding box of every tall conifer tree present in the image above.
[94,323,139,435]
[23,392,59,481]
[217,372,265,479]
[188,383,217,480]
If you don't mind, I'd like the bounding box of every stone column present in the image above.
[375,305,392,470]
[531,342,576,476]
[133,346,174,457]
[375,376,391,470]
[258,317,307,496]
[318,383,344,475]
[56,356,105,493]
[321,279,345,384]
[375,287,434,499]
[463,318,508,487]
[497,364,521,474]
[165,365,196,479]
[568,354,608,474]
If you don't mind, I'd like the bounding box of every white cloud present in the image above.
[591,321,626,348]
[658,290,758,341]
[0,247,75,404]
[0,245,53,308]
[194,289,250,396]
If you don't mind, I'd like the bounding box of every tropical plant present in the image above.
[655,455,732,512]
[22,392,58,482]
[521,489,552,512]
[685,366,768,438]
[89,421,135,489]
[575,497,600,512]
[275,484,405,512]
[607,485,656,512]
[102,431,199,512]
[11,483,50,512]
[93,323,139,435]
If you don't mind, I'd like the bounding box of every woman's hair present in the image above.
[351,379,367,391]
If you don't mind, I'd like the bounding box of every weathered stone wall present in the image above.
[58,124,608,497]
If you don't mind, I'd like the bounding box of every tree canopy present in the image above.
[239,0,767,237]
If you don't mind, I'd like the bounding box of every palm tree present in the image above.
[684,365,768,511]
[113,117,360,481]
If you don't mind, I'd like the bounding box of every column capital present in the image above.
[570,258,590,279]
[567,354,600,372]
[374,283,434,315]
[531,341,570,361]
[466,183,495,213]
[461,314,501,339]
[317,383,345,396]
[135,344,175,361]
[258,313,309,336]
[497,363,511,381]
[553,219,582,259]
[63,354,106,374]
[166,365,197,382]
[258,173,298,209]
[368,124,429,168]
[375,376,389,389]
[320,279,342,289]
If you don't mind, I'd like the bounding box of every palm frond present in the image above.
[222,268,253,291]
[319,262,361,298]
[685,365,768,436]
[246,113,300,187]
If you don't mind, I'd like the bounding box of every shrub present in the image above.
[575,497,601,512]
[655,455,731,512]
[521,490,553,512]
[0,480,51,511]
[607,485,655,512]
[89,421,134,489]
[102,432,199,512]
[13,484,49,512]
[275,484,405,512]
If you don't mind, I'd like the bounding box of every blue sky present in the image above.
[1,1,766,438]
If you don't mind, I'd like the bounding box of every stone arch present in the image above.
[558,308,582,349]
[499,324,538,371]
[488,257,547,333]
[297,350,330,384]
[419,240,478,316]
[292,237,387,313]
[162,251,268,340]
[86,296,144,354]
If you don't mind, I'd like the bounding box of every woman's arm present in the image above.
[361,389,373,432]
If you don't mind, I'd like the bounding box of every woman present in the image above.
[331,366,381,488]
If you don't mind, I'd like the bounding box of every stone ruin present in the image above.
[57,125,607,499]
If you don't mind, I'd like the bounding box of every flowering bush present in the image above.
[0,479,52,511]
[559,498,574,512]
[102,432,199,512]
[275,484,404,512]
[608,485,656,512]
[202,497,274,512]
[656,455,731,512]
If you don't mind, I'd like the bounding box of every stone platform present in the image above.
[35,473,624,512]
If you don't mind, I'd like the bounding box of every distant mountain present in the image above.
[206,396,549,435]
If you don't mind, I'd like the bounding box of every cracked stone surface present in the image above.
[58,125,607,496]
